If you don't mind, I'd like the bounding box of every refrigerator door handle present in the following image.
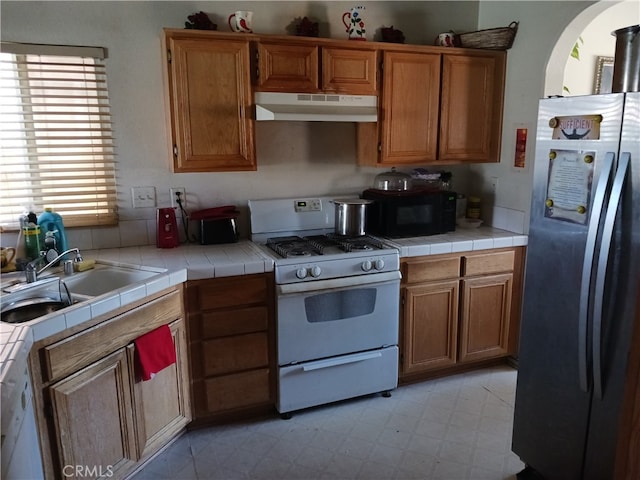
[578,151,615,393]
[592,151,630,399]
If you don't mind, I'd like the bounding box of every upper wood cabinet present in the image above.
[358,48,506,166]
[256,41,378,95]
[163,31,256,172]
[380,51,441,164]
[439,53,505,163]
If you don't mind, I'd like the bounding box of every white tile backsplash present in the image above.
[91,226,121,249]
[119,220,150,247]
[490,206,526,234]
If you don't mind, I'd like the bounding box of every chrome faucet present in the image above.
[25,248,83,283]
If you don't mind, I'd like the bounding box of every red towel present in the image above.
[134,325,176,381]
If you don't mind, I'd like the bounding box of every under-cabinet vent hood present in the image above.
[255,92,377,122]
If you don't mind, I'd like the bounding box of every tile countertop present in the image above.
[1,233,527,416]
[385,226,528,257]
[83,240,274,280]
[0,241,272,424]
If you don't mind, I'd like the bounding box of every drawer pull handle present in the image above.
[302,351,382,371]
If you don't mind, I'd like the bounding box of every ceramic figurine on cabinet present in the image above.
[342,6,366,40]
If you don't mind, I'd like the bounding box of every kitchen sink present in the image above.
[60,265,161,296]
[1,297,71,324]
[1,263,166,324]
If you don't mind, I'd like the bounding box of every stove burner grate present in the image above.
[266,234,387,258]
[266,236,321,258]
[325,234,386,252]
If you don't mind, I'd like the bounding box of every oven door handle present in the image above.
[302,351,383,371]
[277,271,401,295]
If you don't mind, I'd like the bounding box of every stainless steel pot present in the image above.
[333,198,373,236]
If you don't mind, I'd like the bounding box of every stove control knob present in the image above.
[310,266,322,278]
[296,268,308,279]
[361,260,373,272]
[374,259,385,270]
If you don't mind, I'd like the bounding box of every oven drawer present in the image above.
[277,346,398,414]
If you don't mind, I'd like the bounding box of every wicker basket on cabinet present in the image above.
[458,21,519,50]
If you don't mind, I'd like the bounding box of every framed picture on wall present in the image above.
[594,56,614,94]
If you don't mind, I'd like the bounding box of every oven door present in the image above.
[276,271,401,365]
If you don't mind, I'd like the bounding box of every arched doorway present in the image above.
[547,0,639,97]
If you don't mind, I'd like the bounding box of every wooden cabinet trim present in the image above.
[165,34,256,172]
[204,368,271,413]
[463,250,515,276]
[199,306,269,339]
[187,274,270,311]
[49,348,138,476]
[380,50,441,165]
[400,247,524,380]
[403,256,461,283]
[44,290,183,382]
[202,332,269,376]
[459,273,513,363]
[185,273,275,421]
[256,42,319,92]
[321,47,378,94]
[402,280,459,374]
[130,319,191,459]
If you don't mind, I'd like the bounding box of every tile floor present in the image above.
[132,365,524,480]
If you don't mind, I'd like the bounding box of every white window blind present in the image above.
[0,42,117,229]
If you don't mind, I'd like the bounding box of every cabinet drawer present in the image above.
[44,290,183,382]
[192,275,269,310]
[403,256,460,283]
[463,250,515,276]
[200,306,268,338]
[202,332,268,376]
[204,368,271,412]
[257,42,319,92]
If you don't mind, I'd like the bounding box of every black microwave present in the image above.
[362,188,457,238]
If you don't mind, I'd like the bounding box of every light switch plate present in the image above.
[132,186,156,208]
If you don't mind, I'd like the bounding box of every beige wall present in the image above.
[1,1,479,247]
[3,1,626,247]
[471,0,634,233]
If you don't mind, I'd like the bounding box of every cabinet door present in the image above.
[130,319,191,459]
[402,280,459,375]
[49,348,137,478]
[439,53,505,163]
[459,273,512,363]
[166,36,255,172]
[380,51,441,165]
[322,47,377,94]
[257,42,319,92]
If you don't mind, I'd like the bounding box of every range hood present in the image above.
[255,92,377,122]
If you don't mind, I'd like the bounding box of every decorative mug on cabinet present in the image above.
[342,6,366,41]
[435,32,457,47]
[228,11,253,33]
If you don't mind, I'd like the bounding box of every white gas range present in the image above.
[249,196,401,417]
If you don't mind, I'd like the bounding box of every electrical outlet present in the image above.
[170,187,186,208]
[490,177,499,194]
[131,186,156,208]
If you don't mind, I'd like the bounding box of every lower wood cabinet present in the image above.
[400,247,525,381]
[49,348,137,478]
[185,273,275,425]
[29,286,191,480]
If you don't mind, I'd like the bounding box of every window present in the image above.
[0,42,117,230]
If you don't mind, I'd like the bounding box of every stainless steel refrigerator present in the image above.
[512,92,640,480]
